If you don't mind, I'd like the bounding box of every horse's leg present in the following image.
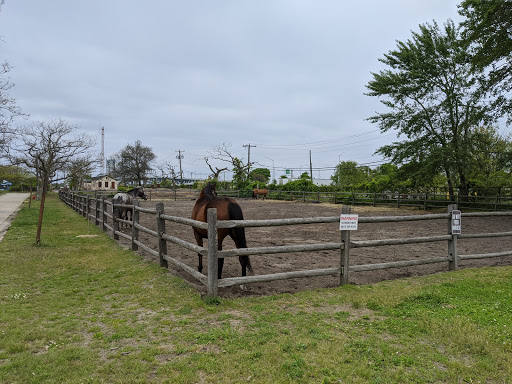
[194,231,203,273]
[239,256,250,276]
[217,239,224,280]
[120,208,126,229]
[229,230,252,277]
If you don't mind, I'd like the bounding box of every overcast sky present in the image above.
[1,1,463,181]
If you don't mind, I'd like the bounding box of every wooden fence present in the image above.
[262,190,512,211]
[59,190,512,298]
[72,187,512,211]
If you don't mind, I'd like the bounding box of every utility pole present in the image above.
[309,150,313,183]
[176,150,184,186]
[243,143,256,176]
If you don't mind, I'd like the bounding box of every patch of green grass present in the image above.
[0,193,511,382]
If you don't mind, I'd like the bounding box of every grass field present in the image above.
[0,193,511,383]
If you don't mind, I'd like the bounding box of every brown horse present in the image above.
[252,188,268,199]
[192,182,253,279]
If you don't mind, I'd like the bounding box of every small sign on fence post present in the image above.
[339,214,359,231]
[448,204,459,271]
[340,206,354,286]
[451,209,461,234]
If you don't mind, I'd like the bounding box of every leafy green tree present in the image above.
[459,0,512,118]
[366,20,500,200]
[0,165,35,190]
[331,161,369,190]
[466,126,512,189]
[231,156,249,190]
[249,168,270,183]
[281,178,317,192]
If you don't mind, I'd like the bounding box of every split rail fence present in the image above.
[59,190,512,298]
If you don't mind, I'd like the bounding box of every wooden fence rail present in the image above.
[59,190,512,298]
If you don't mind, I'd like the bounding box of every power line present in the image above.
[255,129,383,150]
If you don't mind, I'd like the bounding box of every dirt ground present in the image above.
[113,194,512,298]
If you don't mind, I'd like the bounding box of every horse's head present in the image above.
[201,182,217,198]
[137,187,148,200]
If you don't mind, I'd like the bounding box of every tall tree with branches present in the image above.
[206,144,252,189]
[114,140,155,186]
[10,119,96,243]
[366,20,500,200]
[459,0,512,119]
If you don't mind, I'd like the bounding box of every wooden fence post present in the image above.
[86,195,90,220]
[95,198,100,226]
[113,202,120,240]
[448,204,459,271]
[156,202,168,268]
[102,197,107,232]
[131,200,140,251]
[207,208,219,298]
[340,205,351,285]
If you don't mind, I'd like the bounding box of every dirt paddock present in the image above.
[114,197,512,298]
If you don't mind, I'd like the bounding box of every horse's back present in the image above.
[192,196,241,222]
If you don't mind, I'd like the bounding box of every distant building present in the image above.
[0,180,12,190]
[82,175,117,191]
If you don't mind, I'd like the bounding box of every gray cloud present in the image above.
[1,0,462,179]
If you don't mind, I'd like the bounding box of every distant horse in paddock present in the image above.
[192,182,254,279]
[112,187,148,229]
[252,188,268,199]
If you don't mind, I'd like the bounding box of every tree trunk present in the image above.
[36,177,48,244]
[445,168,455,202]
[459,172,469,202]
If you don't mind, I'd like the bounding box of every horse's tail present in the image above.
[228,202,246,247]
[228,202,254,274]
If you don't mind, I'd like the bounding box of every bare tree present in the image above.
[65,157,96,190]
[207,144,252,188]
[157,161,178,188]
[204,157,228,181]
[10,119,96,244]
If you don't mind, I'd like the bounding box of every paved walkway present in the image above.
[0,193,30,241]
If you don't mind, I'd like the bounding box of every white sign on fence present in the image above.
[451,209,461,234]
[339,214,359,230]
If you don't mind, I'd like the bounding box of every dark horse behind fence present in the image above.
[252,188,268,199]
[192,182,254,279]
[112,187,148,228]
